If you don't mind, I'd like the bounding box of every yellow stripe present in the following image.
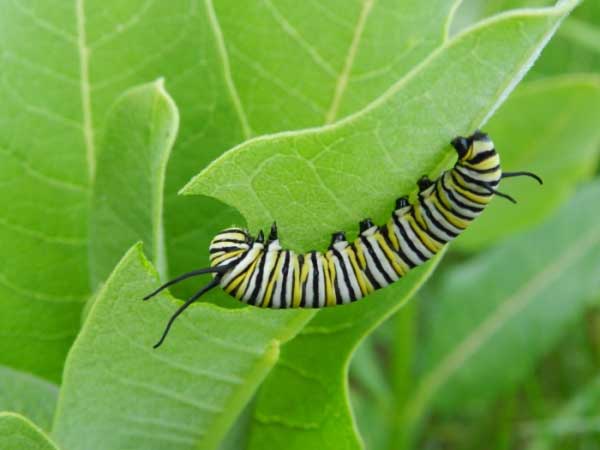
[233,255,261,299]
[321,254,335,307]
[386,221,400,251]
[404,215,442,253]
[433,185,469,229]
[375,234,406,276]
[355,242,367,269]
[262,253,285,308]
[412,203,428,229]
[292,256,302,308]
[211,249,244,266]
[449,173,489,204]
[346,246,372,295]
[325,252,338,303]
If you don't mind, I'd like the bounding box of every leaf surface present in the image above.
[0,366,58,432]
[52,244,311,450]
[0,413,60,450]
[90,79,178,286]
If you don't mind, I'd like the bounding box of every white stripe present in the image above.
[332,255,351,304]
[220,246,261,286]
[423,198,463,235]
[339,249,362,299]
[398,217,434,259]
[304,257,314,307]
[391,219,425,265]
[255,250,279,304]
[366,235,399,282]
[360,239,389,287]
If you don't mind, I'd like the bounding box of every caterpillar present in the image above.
[144,131,542,348]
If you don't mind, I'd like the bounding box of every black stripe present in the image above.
[467,149,496,164]
[455,167,499,190]
[264,251,282,308]
[219,228,246,235]
[209,246,241,254]
[392,215,427,263]
[343,248,365,301]
[384,223,416,269]
[419,197,457,239]
[311,252,320,308]
[404,216,435,258]
[410,209,446,245]
[361,236,394,285]
[441,176,483,218]
[211,238,247,245]
[434,183,467,228]
[248,251,268,305]
[223,250,255,292]
[279,252,290,308]
[451,170,491,198]
[351,243,381,290]
[375,227,404,276]
[460,163,500,174]
[332,248,356,302]
[300,254,308,307]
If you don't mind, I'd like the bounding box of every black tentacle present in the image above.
[143,267,224,301]
[502,171,543,185]
[153,277,221,349]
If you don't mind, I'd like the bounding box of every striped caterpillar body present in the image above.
[145,131,542,348]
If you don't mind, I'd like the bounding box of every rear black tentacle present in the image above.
[153,277,221,349]
[502,171,543,185]
[483,183,517,204]
[143,267,222,301]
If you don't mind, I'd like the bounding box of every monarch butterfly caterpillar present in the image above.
[145,131,542,348]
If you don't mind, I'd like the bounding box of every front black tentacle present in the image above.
[153,277,221,349]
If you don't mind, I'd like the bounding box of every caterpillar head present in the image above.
[209,227,252,270]
[451,130,495,162]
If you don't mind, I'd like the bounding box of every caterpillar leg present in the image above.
[417,175,433,191]
[359,218,375,233]
[268,222,278,241]
[395,196,409,209]
[329,231,347,248]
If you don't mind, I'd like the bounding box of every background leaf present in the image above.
[0,0,91,382]
[409,181,600,432]
[0,413,60,450]
[89,78,178,287]
[0,366,58,432]
[52,244,311,450]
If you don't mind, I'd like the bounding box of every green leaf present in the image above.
[51,244,311,450]
[456,74,600,250]
[184,2,578,250]
[526,375,600,450]
[409,181,600,434]
[90,79,178,287]
[0,413,60,450]
[0,1,91,381]
[0,366,58,432]
[248,261,441,450]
